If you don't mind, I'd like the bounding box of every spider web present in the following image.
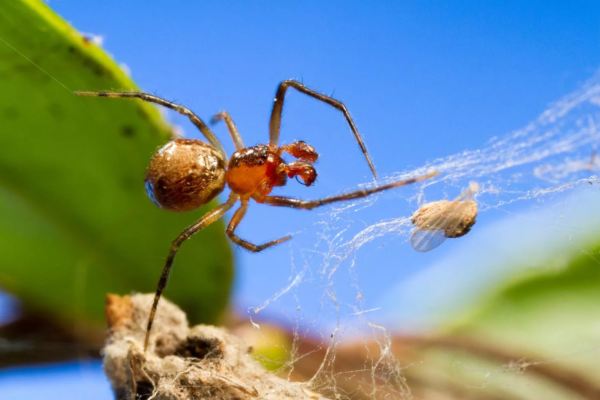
[244,69,600,400]
[2,27,600,399]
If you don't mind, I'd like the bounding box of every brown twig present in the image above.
[0,310,102,368]
[397,335,600,400]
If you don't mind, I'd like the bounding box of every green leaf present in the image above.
[405,245,600,399]
[0,0,233,329]
[452,244,600,372]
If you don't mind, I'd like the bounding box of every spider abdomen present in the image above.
[226,145,287,196]
[145,139,227,212]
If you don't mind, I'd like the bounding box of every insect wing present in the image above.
[410,228,447,252]
[410,190,476,252]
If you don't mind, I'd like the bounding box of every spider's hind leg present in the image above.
[227,201,291,252]
[253,171,440,210]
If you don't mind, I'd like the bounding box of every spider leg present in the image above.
[226,200,292,252]
[268,80,377,178]
[74,91,228,160]
[144,193,239,352]
[210,111,245,150]
[253,171,440,210]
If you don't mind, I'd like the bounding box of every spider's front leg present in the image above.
[253,171,440,210]
[268,80,377,178]
[226,200,291,252]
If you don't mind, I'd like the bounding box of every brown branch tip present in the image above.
[104,293,326,400]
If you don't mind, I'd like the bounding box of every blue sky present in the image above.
[2,1,600,398]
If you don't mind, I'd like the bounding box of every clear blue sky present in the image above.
[2,1,600,398]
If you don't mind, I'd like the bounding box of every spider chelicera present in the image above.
[75,80,438,351]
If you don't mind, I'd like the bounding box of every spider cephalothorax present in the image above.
[75,80,438,352]
[226,141,318,197]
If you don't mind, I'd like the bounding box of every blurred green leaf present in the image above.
[0,0,233,330]
[453,244,600,372]
[402,246,600,399]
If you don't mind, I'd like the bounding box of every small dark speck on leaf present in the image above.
[119,176,137,192]
[136,106,152,122]
[66,44,112,79]
[121,125,135,138]
[82,58,105,77]
[47,103,64,120]
[3,107,18,120]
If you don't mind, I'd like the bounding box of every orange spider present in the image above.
[75,80,438,351]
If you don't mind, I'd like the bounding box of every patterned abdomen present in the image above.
[145,139,227,212]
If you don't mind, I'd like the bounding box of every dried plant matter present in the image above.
[104,294,326,400]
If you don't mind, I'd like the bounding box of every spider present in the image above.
[75,80,438,351]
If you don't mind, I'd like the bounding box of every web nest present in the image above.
[104,70,600,400]
[239,71,600,400]
[104,293,326,400]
